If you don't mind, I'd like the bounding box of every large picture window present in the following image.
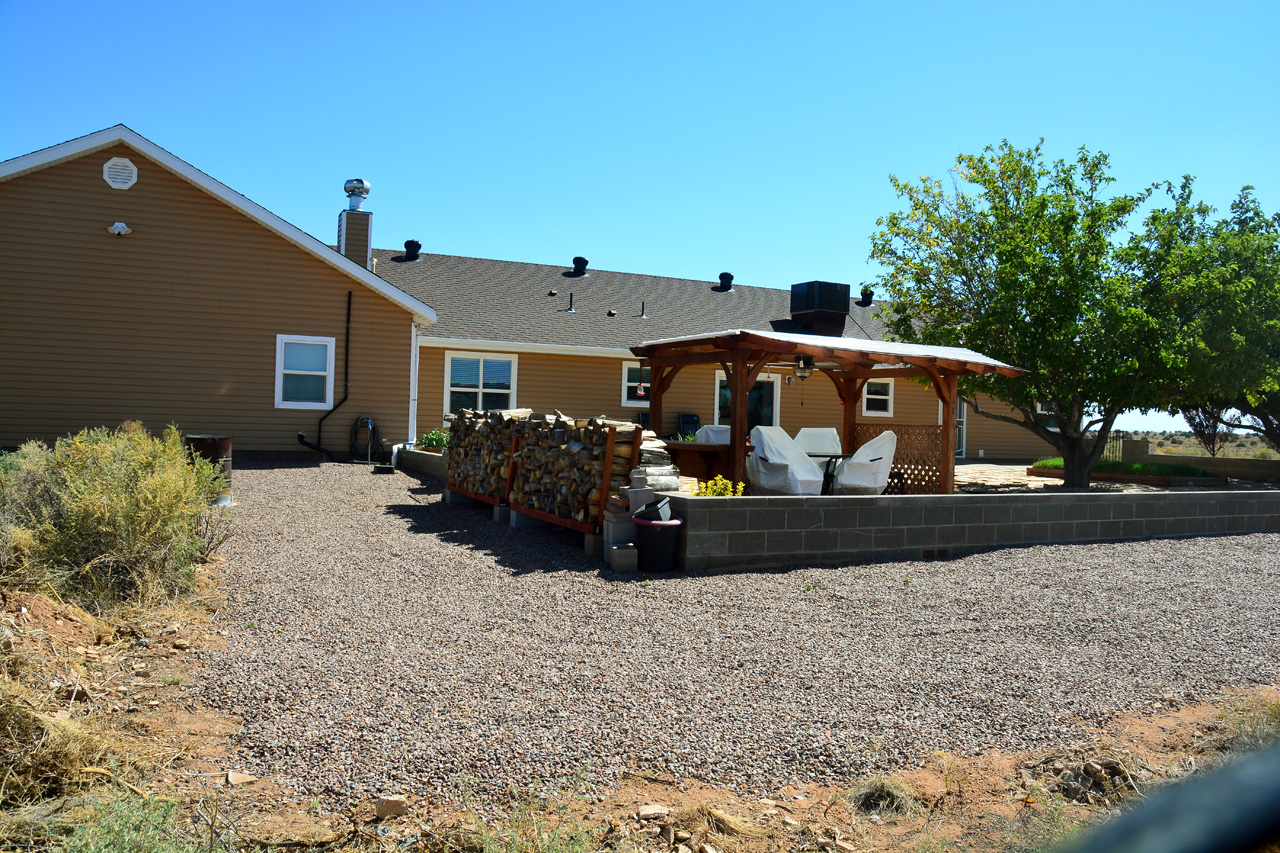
[862,379,894,417]
[621,361,650,407]
[275,335,335,410]
[713,370,780,430]
[446,352,516,414]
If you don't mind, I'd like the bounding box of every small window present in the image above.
[862,379,894,417]
[1035,402,1060,432]
[275,335,335,409]
[622,361,650,407]
[446,352,516,414]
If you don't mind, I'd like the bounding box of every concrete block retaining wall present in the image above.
[669,491,1280,571]
[396,447,448,481]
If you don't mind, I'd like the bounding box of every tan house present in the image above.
[372,255,1054,461]
[0,126,435,456]
[1,126,1050,463]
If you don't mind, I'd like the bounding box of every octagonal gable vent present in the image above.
[103,157,138,190]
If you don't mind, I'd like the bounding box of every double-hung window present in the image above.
[275,335,335,409]
[862,378,894,417]
[446,352,516,414]
[622,361,650,407]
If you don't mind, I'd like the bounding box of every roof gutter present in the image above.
[415,336,634,359]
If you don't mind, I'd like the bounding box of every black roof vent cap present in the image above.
[403,239,422,261]
[717,272,734,291]
[564,256,589,277]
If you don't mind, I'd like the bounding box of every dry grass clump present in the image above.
[0,681,114,806]
[1216,696,1280,756]
[842,775,923,817]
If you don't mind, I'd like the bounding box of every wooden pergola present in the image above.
[631,330,1026,494]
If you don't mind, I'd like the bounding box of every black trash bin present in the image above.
[633,497,672,521]
[633,517,682,572]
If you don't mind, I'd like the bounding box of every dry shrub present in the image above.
[0,682,114,806]
[0,423,226,605]
[843,775,922,817]
[672,803,766,850]
[1220,697,1280,755]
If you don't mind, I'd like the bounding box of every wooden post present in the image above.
[649,364,665,438]
[939,373,958,494]
[596,426,617,530]
[842,376,858,454]
[728,356,749,487]
[627,426,642,472]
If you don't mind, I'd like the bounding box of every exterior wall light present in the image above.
[107,222,132,237]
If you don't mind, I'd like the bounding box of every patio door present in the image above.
[714,371,780,431]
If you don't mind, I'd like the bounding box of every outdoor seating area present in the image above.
[632,328,1026,495]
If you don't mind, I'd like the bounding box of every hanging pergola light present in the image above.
[793,355,814,381]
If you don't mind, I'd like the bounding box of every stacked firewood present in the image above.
[445,408,532,498]
[510,416,643,523]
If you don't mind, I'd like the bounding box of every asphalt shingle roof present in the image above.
[371,249,888,349]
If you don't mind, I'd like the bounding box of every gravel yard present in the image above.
[196,463,1280,804]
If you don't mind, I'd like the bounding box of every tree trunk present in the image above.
[1060,444,1095,489]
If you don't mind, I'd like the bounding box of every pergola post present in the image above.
[728,356,749,486]
[648,364,666,438]
[939,373,958,494]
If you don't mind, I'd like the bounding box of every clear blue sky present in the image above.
[4,1,1277,430]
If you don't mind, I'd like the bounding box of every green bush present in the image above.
[0,423,225,604]
[1031,457,1211,478]
[416,429,449,449]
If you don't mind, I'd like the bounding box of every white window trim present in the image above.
[621,360,650,408]
[1035,402,1061,432]
[941,398,967,456]
[862,378,894,418]
[444,350,518,416]
[712,369,781,428]
[275,334,336,410]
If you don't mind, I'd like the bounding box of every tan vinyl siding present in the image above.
[0,144,414,452]
[962,395,1058,460]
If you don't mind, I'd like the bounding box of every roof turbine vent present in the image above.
[717,272,734,291]
[564,256,589,277]
[344,178,371,211]
[403,239,422,261]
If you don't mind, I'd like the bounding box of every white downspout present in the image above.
[408,323,420,444]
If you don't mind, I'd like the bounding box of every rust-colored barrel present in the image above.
[183,434,233,505]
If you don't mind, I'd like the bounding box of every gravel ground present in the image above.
[196,462,1280,804]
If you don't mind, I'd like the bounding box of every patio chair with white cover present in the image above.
[746,426,824,495]
[793,427,843,455]
[694,424,731,444]
[832,430,898,495]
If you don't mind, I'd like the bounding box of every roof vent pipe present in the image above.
[345,178,371,211]
[718,272,734,291]
[567,293,576,313]
[404,239,421,261]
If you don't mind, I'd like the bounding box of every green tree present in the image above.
[1127,183,1280,450]
[869,141,1155,488]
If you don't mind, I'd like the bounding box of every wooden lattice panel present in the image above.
[853,423,943,495]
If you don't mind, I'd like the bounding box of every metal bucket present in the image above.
[183,434,233,506]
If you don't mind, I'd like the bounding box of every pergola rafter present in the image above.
[632,330,1026,494]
